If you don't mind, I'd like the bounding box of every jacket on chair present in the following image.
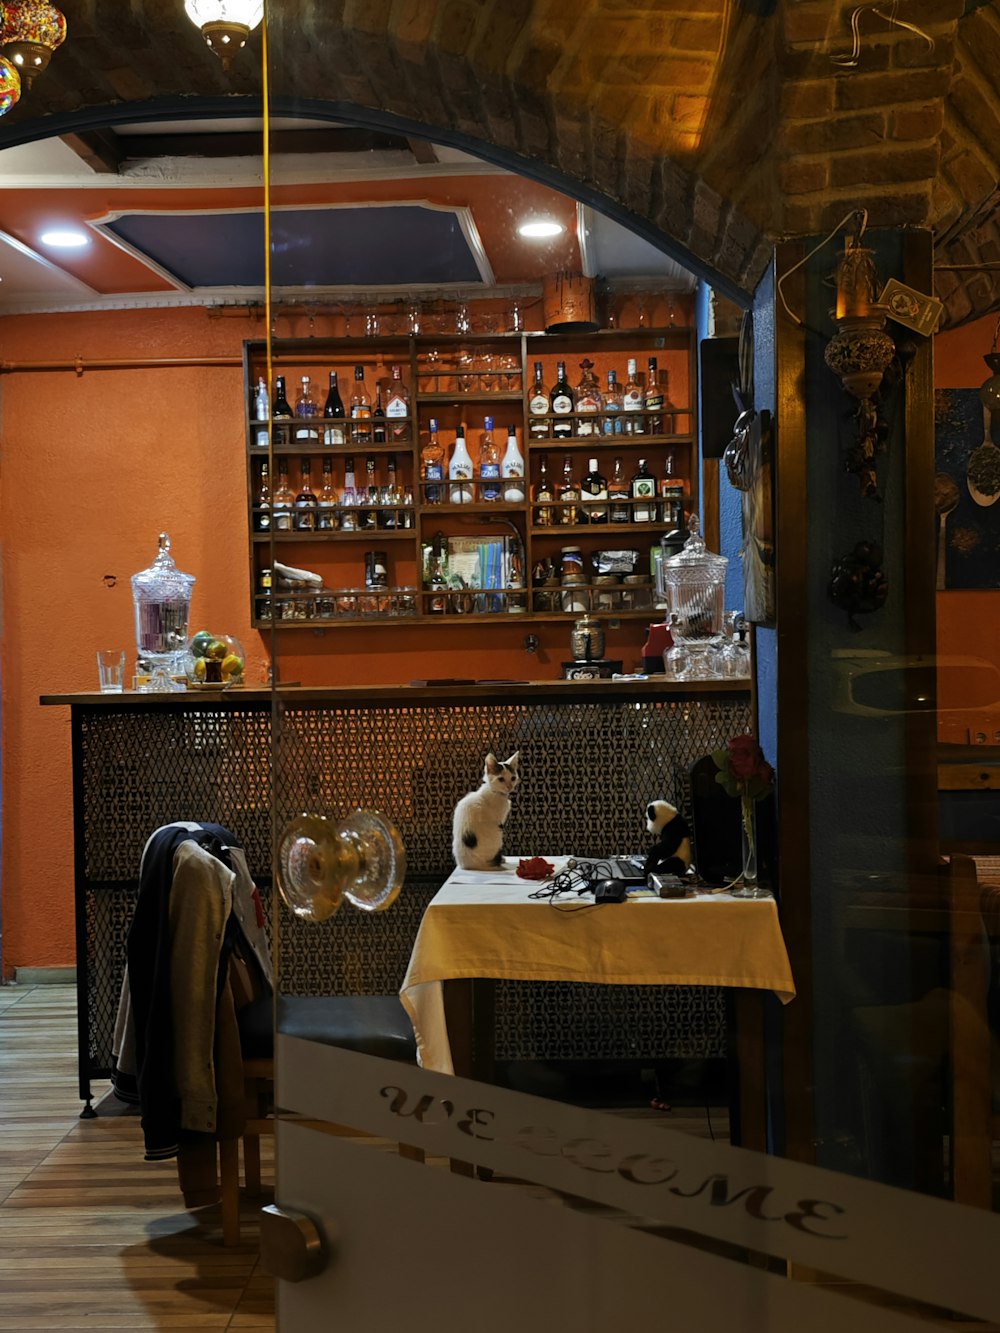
[112,821,273,1165]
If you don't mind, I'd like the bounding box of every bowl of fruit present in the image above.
[185,631,245,689]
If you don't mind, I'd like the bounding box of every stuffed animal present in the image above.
[644,800,693,878]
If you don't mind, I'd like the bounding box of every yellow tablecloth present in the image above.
[400,859,796,1074]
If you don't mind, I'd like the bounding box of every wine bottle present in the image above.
[362,454,379,529]
[295,375,319,441]
[630,457,656,522]
[253,376,269,448]
[316,456,339,530]
[559,453,580,525]
[478,416,501,501]
[449,424,474,504]
[550,360,575,439]
[608,455,630,524]
[373,381,387,443]
[294,458,318,531]
[645,357,663,435]
[501,425,525,502]
[351,365,372,444]
[380,453,400,529]
[581,457,608,525]
[386,363,410,440]
[427,535,448,614]
[272,375,293,446]
[272,457,294,531]
[254,459,271,532]
[622,358,644,434]
[528,361,550,439]
[533,453,553,527]
[659,454,685,530]
[323,370,346,447]
[421,417,445,505]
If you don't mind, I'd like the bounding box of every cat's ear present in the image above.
[484,752,499,773]
[505,751,520,770]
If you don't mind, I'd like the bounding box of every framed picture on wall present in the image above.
[934,389,1000,590]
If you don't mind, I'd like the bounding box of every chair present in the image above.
[947,852,1000,1208]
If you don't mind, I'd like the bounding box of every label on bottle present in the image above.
[529,392,549,416]
[386,394,407,418]
[551,392,573,415]
[623,390,644,412]
[480,463,501,502]
[632,478,655,523]
[317,504,337,531]
[274,508,292,532]
[324,423,346,447]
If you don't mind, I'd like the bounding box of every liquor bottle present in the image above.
[622,358,644,433]
[658,453,686,529]
[272,457,294,531]
[253,376,269,447]
[427,534,448,614]
[421,417,445,505]
[316,456,339,530]
[350,364,372,444]
[294,458,318,531]
[660,368,677,435]
[322,370,346,447]
[501,425,525,502]
[340,456,358,531]
[581,457,608,525]
[386,363,410,440]
[528,361,550,439]
[362,454,379,529]
[602,370,623,437]
[574,358,603,437]
[372,380,387,443]
[448,424,474,504]
[254,459,271,532]
[630,457,656,522]
[645,357,664,435]
[272,375,294,446]
[608,455,630,524]
[533,453,554,527]
[559,453,580,525]
[550,360,575,439]
[478,416,501,501]
[379,453,400,529]
[507,532,526,612]
[295,375,319,441]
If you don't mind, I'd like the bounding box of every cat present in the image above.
[451,751,520,870]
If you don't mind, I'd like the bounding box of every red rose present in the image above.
[727,734,762,780]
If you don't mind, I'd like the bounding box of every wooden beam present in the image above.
[407,137,439,164]
[60,130,122,175]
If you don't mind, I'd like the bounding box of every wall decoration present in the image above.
[934,388,1000,590]
[737,409,775,626]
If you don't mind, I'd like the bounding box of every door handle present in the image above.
[259,1203,329,1282]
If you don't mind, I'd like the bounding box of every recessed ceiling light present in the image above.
[40,229,89,248]
[518,219,565,239]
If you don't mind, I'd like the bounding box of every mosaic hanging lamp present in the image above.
[0,50,21,117]
[184,0,263,70]
[0,2,67,90]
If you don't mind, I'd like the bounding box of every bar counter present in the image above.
[42,678,752,1110]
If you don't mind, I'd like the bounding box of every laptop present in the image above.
[568,854,647,886]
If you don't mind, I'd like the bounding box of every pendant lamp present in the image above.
[184,0,263,69]
[0,2,66,90]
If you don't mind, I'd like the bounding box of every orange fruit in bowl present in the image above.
[221,654,244,679]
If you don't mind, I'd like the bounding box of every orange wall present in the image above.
[0,304,674,975]
[934,313,1000,733]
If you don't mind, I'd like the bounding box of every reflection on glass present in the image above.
[276,810,405,922]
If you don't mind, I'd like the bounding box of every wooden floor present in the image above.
[0,984,274,1332]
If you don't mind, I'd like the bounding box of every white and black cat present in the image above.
[452,751,520,870]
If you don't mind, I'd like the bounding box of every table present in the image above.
[399,860,796,1144]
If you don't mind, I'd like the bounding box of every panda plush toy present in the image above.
[644,800,693,878]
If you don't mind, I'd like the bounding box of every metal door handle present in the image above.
[259,1203,329,1282]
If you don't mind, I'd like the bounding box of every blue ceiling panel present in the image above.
[101,205,484,288]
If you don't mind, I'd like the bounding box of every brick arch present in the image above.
[0,0,772,302]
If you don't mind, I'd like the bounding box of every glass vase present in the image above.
[731,794,770,898]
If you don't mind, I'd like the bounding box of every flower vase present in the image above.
[731,795,769,898]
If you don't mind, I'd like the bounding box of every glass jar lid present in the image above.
[131,532,195,603]
[662,514,728,582]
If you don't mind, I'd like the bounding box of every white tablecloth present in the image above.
[399,859,796,1074]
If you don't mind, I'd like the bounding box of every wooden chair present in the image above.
[219,992,421,1246]
[948,852,1000,1208]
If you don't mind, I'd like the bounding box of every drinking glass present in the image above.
[97,650,126,693]
[475,348,495,392]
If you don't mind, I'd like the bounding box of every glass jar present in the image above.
[131,533,195,681]
[659,514,728,679]
[571,616,605,662]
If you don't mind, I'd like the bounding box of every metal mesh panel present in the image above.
[73,689,750,1092]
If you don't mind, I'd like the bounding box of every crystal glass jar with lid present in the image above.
[657,514,728,679]
[131,532,196,687]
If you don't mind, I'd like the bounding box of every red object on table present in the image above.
[517,857,555,880]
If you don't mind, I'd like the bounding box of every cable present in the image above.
[775,207,868,329]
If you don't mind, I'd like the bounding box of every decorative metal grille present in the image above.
[71,688,749,1097]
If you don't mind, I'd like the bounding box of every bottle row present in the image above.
[253,448,687,531]
[248,354,689,447]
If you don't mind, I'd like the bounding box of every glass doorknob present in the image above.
[276,810,406,923]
